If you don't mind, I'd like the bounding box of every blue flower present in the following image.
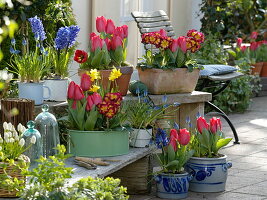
[55,25,80,50]
[11,38,16,45]
[196,112,201,119]
[162,95,167,103]
[155,128,169,149]
[174,122,179,130]
[22,38,27,46]
[10,47,20,54]
[143,89,148,96]
[28,16,46,41]
[186,116,191,123]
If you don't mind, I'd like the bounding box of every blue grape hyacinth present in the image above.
[155,128,169,149]
[55,25,80,50]
[28,16,46,41]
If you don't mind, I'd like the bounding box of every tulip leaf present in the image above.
[167,145,175,163]
[76,101,87,130]
[176,48,185,68]
[216,138,232,151]
[165,160,179,168]
[91,51,103,68]
[84,106,99,131]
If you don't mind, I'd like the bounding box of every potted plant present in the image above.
[67,68,129,157]
[126,92,178,148]
[74,16,133,96]
[43,25,80,101]
[137,29,204,94]
[9,16,51,105]
[154,127,194,199]
[185,116,232,192]
[0,122,33,197]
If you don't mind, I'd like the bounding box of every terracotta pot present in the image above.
[78,66,133,96]
[137,68,200,94]
[251,62,263,75]
[260,62,267,77]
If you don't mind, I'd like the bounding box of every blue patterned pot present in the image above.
[185,155,232,192]
[155,172,192,199]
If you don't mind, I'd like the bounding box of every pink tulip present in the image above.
[158,29,167,37]
[122,25,128,38]
[67,81,76,99]
[86,95,94,111]
[104,38,111,50]
[237,38,242,47]
[197,116,209,134]
[91,35,103,52]
[80,73,91,91]
[240,45,247,52]
[250,31,258,39]
[250,42,259,51]
[170,129,179,140]
[170,38,179,52]
[96,16,107,33]
[177,36,187,53]
[90,32,97,40]
[92,92,102,105]
[106,19,115,34]
[210,117,222,134]
[114,26,124,39]
[111,35,123,50]
[178,129,190,145]
[74,84,85,100]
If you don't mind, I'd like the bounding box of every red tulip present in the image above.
[104,38,111,50]
[158,29,167,37]
[92,92,102,105]
[210,117,222,134]
[80,73,91,91]
[240,45,247,52]
[178,128,190,145]
[106,19,115,34]
[86,95,94,111]
[250,31,258,39]
[169,138,177,151]
[90,32,97,40]
[91,35,103,52]
[96,16,107,33]
[114,26,124,39]
[177,36,187,53]
[74,84,85,100]
[122,25,128,38]
[170,129,179,140]
[67,81,76,99]
[74,50,88,64]
[197,116,209,134]
[111,35,123,50]
[237,38,242,47]
[250,42,259,51]
[170,38,179,52]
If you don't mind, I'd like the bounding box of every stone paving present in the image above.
[130,96,267,200]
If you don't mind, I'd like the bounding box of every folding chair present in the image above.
[131,10,241,144]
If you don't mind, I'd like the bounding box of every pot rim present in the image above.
[137,67,200,73]
[190,154,227,161]
[156,171,189,176]
[68,129,128,134]
[18,81,44,85]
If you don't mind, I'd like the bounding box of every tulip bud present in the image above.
[111,35,123,50]
[197,116,209,134]
[170,129,178,140]
[106,19,115,34]
[74,84,85,101]
[96,16,107,33]
[86,95,94,111]
[170,38,179,52]
[178,128,190,145]
[90,32,97,40]
[114,26,125,39]
[67,81,76,99]
[169,138,177,151]
[80,73,92,91]
[91,35,103,52]
[104,38,111,51]
[240,45,247,52]
[177,36,187,53]
[250,42,259,51]
[121,25,128,38]
[236,38,242,47]
[210,117,222,134]
[158,29,167,37]
[92,92,102,105]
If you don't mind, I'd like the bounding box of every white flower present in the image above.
[3,122,8,130]
[0,137,3,143]
[15,135,20,141]
[30,136,36,144]
[9,138,15,143]
[7,122,13,131]
[13,130,18,138]
[17,123,24,133]
[4,131,11,139]
[19,138,25,147]
[21,126,26,134]
[0,146,2,151]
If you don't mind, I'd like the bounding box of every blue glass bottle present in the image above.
[35,104,60,157]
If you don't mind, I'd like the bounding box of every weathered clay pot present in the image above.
[78,66,133,96]
[251,62,263,75]
[260,62,267,77]
[137,68,200,94]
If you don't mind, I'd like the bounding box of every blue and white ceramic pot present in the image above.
[155,172,192,199]
[185,155,232,192]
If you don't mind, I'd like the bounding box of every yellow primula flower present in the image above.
[88,69,101,81]
[109,68,122,81]
[89,85,100,93]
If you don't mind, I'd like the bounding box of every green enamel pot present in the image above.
[68,129,129,157]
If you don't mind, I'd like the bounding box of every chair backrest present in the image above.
[131,10,175,51]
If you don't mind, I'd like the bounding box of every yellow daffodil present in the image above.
[109,68,122,81]
[87,69,101,81]
[0,82,5,90]
[89,85,100,92]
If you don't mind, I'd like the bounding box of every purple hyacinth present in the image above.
[55,25,80,50]
[28,16,46,41]
[155,128,169,149]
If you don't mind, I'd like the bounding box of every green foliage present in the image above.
[200,0,266,43]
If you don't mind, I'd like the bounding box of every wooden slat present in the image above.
[134,16,169,23]
[140,26,174,34]
[138,21,171,28]
[131,10,167,18]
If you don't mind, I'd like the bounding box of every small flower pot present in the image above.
[185,155,232,192]
[129,128,152,148]
[43,78,69,101]
[68,129,129,157]
[137,68,199,94]
[251,62,263,75]
[155,172,192,199]
[260,62,267,77]
[18,82,51,105]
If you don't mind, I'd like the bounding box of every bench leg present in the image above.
[206,101,240,144]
